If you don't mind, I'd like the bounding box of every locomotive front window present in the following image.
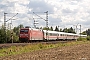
[20,30,28,33]
[24,30,28,32]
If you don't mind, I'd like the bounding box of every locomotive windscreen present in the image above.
[20,29,29,33]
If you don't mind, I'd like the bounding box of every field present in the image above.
[0,41,90,60]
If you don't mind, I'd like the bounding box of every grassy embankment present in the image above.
[0,41,90,57]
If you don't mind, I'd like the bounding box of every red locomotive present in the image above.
[19,28,44,42]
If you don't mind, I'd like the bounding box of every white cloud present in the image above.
[0,0,90,33]
[7,0,30,5]
[14,3,29,13]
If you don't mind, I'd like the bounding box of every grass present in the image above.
[0,41,90,57]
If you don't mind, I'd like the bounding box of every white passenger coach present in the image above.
[43,30,87,40]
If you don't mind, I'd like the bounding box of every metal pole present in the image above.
[76,23,79,34]
[4,12,7,42]
[45,11,48,40]
[76,25,77,34]
[46,11,48,28]
[10,19,13,43]
[80,25,81,40]
[33,18,35,28]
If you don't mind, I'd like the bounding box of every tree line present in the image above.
[0,24,90,43]
[0,24,23,43]
[43,26,76,34]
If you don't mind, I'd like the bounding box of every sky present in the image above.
[0,0,90,33]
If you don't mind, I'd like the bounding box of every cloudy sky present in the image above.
[0,0,90,33]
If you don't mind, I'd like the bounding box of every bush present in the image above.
[77,37,87,41]
[13,33,19,43]
[86,36,90,41]
[38,44,43,49]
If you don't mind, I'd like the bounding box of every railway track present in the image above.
[0,40,73,49]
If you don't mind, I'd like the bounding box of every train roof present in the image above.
[20,28,42,31]
[43,30,79,36]
[43,30,58,33]
[79,35,87,37]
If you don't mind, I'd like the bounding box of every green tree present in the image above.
[0,24,24,43]
[43,27,49,30]
[13,24,24,42]
[13,27,19,36]
[50,26,53,31]
[63,28,68,32]
[13,24,24,36]
[59,28,62,32]
[86,29,90,36]
[40,27,43,29]
[0,28,6,43]
[6,30,11,43]
[19,24,24,28]
[54,26,59,31]
[81,31,87,35]
[68,27,75,33]
[62,27,75,33]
